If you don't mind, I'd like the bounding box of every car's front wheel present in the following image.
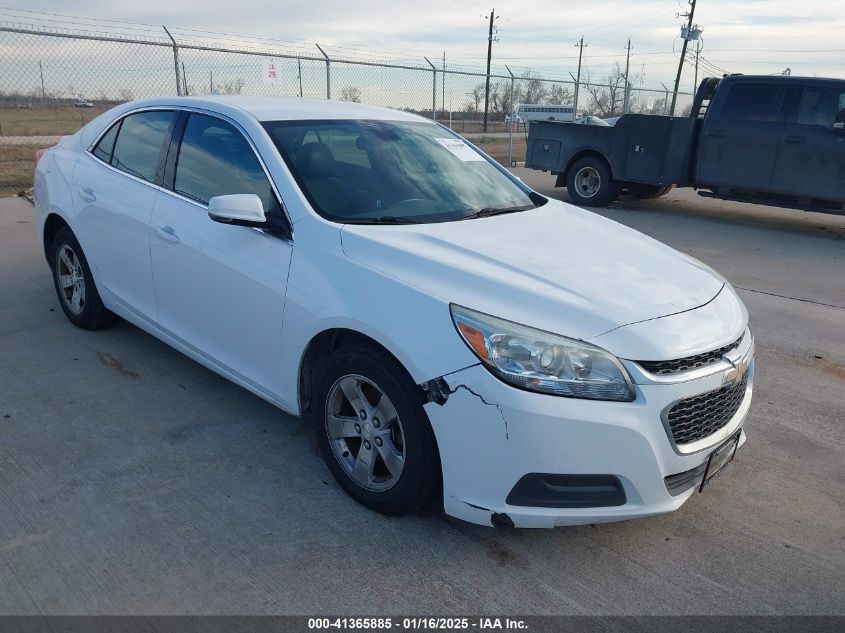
[311,344,440,516]
[50,226,115,329]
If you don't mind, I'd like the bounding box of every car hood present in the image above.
[339,200,725,342]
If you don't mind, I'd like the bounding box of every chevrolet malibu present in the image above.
[34,96,755,528]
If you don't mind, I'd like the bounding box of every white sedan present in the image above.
[34,96,755,528]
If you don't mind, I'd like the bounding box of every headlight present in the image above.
[450,305,635,402]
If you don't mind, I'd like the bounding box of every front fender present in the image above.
[276,220,479,414]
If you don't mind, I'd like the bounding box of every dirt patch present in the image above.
[96,352,139,379]
[800,355,845,382]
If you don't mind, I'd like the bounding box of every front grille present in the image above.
[666,373,748,446]
[637,334,744,375]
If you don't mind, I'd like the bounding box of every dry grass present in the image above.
[0,144,40,197]
[471,135,528,165]
[0,106,109,137]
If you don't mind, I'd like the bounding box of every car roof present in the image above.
[126,95,430,123]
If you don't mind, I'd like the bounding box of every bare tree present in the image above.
[517,71,548,104]
[546,83,574,105]
[467,83,485,113]
[340,86,362,103]
[583,63,626,117]
[117,88,134,102]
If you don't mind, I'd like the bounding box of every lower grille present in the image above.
[666,373,748,446]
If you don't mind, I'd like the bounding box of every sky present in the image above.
[0,0,843,107]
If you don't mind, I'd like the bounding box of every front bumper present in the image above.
[425,338,754,528]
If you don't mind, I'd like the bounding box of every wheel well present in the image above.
[556,150,613,187]
[297,328,419,415]
[43,214,69,263]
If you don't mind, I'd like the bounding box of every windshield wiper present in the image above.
[375,215,420,224]
[460,204,534,220]
[345,215,420,225]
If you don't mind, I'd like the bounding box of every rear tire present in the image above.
[311,344,440,516]
[566,156,618,207]
[50,226,115,330]
[628,183,672,199]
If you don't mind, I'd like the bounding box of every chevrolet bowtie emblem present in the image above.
[723,352,750,387]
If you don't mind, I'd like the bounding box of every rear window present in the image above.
[721,84,786,123]
[109,110,175,184]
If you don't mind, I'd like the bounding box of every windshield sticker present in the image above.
[435,138,486,162]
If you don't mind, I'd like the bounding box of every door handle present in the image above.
[706,130,726,138]
[155,224,180,244]
[79,186,96,202]
[783,134,805,144]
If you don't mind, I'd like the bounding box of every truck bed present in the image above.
[525,115,698,187]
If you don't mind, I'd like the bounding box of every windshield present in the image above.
[262,119,541,224]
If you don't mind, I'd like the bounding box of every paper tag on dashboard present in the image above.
[435,138,486,161]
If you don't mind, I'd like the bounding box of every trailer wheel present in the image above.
[628,184,673,199]
[566,157,617,207]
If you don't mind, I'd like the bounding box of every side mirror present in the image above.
[208,194,266,226]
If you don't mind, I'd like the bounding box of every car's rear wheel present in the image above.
[50,226,115,329]
[311,344,440,515]
[566,156,618,207]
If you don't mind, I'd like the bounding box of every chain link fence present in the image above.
[0,23,695,138]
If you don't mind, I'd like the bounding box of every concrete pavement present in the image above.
[0,181,843,615]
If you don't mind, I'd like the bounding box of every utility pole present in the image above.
[482,8,498,133]
[573,36,586,116]
[661,82,670,115]
[622,38,633,113]
[209,70,213,94]
[670,0,696,116]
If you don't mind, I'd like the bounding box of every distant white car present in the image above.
[34,96,754,528]
[73,100,94,108]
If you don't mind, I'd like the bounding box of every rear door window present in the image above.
[110,110,175,184]
[721,84,787,123]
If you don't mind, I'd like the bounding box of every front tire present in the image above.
[311,344,440,516]
[50,226,115,329]
[566,156,618,207]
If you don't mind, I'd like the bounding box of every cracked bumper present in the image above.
[424,361,753,528]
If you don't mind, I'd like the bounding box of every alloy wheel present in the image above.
[325,374,406,492]
[56,244,86,315]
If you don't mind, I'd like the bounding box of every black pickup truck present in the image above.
[525,75,845,213]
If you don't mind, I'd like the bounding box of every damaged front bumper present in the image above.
[424,358,753,529]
